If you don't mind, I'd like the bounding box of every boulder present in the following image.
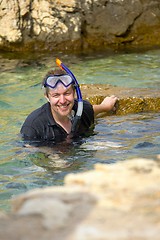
[81,84,160,115]
[0,157,160,240]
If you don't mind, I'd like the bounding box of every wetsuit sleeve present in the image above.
[20,109,43,140]
[20,125,39,140]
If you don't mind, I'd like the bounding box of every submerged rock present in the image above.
[0,157,160,240]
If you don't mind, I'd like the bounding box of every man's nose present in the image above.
[59,94,66,103]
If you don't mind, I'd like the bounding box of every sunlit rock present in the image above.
[0,0,160,52]
[0,158,160,240]
[81,84,160,115]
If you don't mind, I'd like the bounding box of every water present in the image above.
[0,48,160,212]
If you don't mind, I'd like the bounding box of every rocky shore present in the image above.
[0,0,160,52]
[0,157,160,240]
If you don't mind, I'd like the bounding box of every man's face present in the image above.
[47,84,75,119]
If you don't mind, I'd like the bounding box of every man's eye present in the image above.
[51,94,59,98]
[65,92,70,96]
[65,91,72,96]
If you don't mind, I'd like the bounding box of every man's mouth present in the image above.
[57,103,70,111]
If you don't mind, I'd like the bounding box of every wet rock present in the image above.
[81,84,160,115]
[16,60,45,69]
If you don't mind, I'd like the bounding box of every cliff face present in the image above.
[0,0,160,52]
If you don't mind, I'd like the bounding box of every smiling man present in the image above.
[20,68,117,143]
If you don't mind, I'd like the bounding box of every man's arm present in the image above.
[93,95,118,117]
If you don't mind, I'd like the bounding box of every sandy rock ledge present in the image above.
[0,157,160,240]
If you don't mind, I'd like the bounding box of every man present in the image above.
[20,68,117,143]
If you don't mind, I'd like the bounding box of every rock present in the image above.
[0,0,160,52]
[81,84,160,115]
[0,158,160,240]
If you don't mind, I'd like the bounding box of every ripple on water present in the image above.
[135,142,156,149]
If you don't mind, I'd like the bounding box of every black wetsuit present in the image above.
[20,100,94,143]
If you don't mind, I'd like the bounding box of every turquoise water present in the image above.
[0,48,160,212]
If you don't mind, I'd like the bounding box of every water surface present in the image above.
[0,48,160,212]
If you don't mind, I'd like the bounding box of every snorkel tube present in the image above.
[56,58,83,134]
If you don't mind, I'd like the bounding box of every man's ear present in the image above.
[44,94,50,102]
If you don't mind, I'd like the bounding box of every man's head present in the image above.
[42,69,75,120]
[42,69,75,95]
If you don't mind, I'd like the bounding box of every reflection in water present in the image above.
[24,140,85,170]
[0,49,160,212]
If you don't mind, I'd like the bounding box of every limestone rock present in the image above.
[0,0,160,52]
[0,158,160,240]
[81,84,160,115]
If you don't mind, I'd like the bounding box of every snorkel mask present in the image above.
[44,74,74,89]
[44,59,83,135]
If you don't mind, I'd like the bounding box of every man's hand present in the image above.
[93,95,118,117]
